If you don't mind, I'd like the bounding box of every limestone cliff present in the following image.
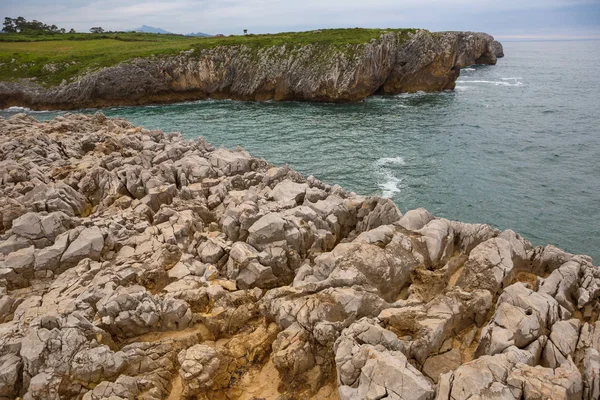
[0,113,597,400]
[0,30,501,110]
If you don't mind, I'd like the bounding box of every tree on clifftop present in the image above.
[90,27,104,34]
[3,17,17,32]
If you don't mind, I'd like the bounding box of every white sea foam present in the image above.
[375,156,405,198]
[380,171,401,198]
[375,156,405,166]
[463,68,476,71]
[4,106,32,112]
[500,77,522,80]
[456,80,523,87]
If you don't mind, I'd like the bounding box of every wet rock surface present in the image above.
[0,113,597,400]
[0,31,501,110]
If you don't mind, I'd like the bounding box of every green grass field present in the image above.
[0,28,417,87]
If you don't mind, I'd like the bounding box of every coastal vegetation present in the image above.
[0,28,415,87]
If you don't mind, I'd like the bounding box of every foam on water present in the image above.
[375,156,406,166]
[375,157,405,198]
[4,106,32,112]
[457,80,523,87]
[380,171,402,198]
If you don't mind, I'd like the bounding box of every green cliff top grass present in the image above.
[0,28,417,87]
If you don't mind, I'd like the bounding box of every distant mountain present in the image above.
[186,32,211,37]
[134,25,171,34]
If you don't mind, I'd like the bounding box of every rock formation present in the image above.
[492,40,505,58]
[1,113,596,400]
[0,30,501,110]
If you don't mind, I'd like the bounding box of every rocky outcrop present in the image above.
[1,113,596,400]
[0,30,502,110]
[493,40,505,58]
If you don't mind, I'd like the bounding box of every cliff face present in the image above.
[0,113,598,400]
[0,31,500,110]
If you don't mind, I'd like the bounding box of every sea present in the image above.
[2,40,599,262]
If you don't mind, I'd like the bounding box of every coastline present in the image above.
[0,30,503,110]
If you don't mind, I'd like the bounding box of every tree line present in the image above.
[2,17,76,34]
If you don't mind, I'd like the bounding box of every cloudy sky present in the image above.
[2,0,600,40]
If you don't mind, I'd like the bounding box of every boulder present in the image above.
[60,227,104,265]
[178,345,223,397]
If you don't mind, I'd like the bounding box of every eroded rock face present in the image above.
[0,113,597,400]
[0,30,501,110]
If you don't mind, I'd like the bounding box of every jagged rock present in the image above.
[197,239,225,264]
[271,179,308,204]
[422,348,461,383]
[271,323,316,384]
[96,285,192,338]
[0,113,597,400]
[11,212,44,240]
[397,207,434,231]
[0,353,22,398]
[417,219,454,267]
[507,359,583,400]
[34,232,69,273]
[335,319,434,400]
[476,283,564,357]
[437,339,546,400]
[247,213,286,247]
[448,220,499,253]
[492,40,505,58]
[210,148,252,176]
[178,345,222,397]
[0,234,31,255]
[4,245,35,276]
[456,237,514,294]
[542,319,581,368]
[60,226,104,265]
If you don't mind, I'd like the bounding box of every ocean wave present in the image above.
[4,106,32,112]
[380,170,402,198]
[374,156,404,198]
[375,156,405,167]
[456,80,523,87]
[395,91,430,98]
[500,77,522,80]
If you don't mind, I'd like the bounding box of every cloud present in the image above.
[2,0,599,38]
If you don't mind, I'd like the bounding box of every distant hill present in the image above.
[134,25,171,34]
[186,32,211,37]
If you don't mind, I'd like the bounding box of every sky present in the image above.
[2,0,600,40]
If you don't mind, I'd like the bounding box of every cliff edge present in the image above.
[0,113,597,400]
[0,30,503,110]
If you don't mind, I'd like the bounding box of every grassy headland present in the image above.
[0,28,416,87]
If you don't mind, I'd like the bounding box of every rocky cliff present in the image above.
[0,30,502,110]
[0,113,597,400]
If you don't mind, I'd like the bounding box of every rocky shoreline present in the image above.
[0,31,503,110]
[1,113,597,400]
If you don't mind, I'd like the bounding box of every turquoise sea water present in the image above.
[2,40,599,261]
